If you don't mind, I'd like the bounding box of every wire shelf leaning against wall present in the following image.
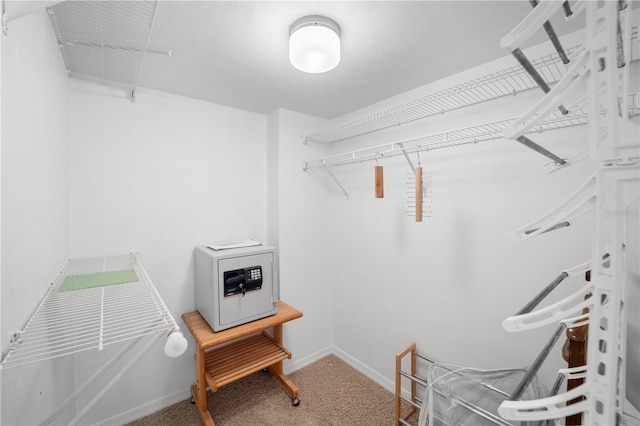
[0,253,186,371]
[0,254,188,425]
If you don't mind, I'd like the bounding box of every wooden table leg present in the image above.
[268,324,299,404]
[193,348,215,426]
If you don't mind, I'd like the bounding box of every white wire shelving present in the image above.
[304,109,582,170]
[0,254,180,371]
[303,17,638,195]
[303,95,639,172]
[302,47,583,144]
[302,20,637,147]
[0,253,187,425]
[47,0,162,101]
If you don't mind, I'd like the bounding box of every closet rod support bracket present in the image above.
[398,143,416,173]
[323,165,349,200]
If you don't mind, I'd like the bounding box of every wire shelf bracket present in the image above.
[322,164,349,200]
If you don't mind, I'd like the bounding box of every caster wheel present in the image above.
[190,398,195,404]
[292,397,300,407]
[262,368,268,372]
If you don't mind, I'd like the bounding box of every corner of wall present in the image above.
[266,109,281,248]
[1,8,73,425]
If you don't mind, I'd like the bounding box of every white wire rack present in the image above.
[303,95,639,173]
[0,253,180,371]
[302,47,583,144]
[303,18,638,146]
[47,0,160,100]
[304,110,580,170]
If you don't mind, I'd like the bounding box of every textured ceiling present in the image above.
[136,1,585,119]
[23,0,586,119]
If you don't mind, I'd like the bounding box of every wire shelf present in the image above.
[304,17,638,146]
[303,47,584,144]
[304,107,583,170]
[303,91,639,171]
[47,1,159,99]
[0,254,178,370]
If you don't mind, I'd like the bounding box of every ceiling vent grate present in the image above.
[47,0,159,100]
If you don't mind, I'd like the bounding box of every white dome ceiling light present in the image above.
[289,15,341,74]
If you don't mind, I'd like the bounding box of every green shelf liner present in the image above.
[59,269,138,292]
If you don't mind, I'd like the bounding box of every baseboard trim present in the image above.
[94,388,190,426]
[331,346,396,394]
[103,345,395,424]
[283,345,333,375]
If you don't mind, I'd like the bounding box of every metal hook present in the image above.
[416,148,421,167]
[375,152,382,165]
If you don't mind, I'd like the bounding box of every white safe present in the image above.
[194,245,279,331]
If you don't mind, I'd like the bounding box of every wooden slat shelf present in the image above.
[183,301,303,426]
[204,332,291,391]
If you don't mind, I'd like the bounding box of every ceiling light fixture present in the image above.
[289,15,341,74]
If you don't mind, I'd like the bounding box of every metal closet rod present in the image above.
[508,323,568,402]
[530,0,571,65]
[513,258,593,317]
[400,353,532,426]
[303,108,592,172]
[308,87,639,173]
[504,0,576,116]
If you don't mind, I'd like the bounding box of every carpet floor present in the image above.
[126,354,419,426]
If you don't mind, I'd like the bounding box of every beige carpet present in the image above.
[126,354,419,425]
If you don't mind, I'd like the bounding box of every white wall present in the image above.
[0,9,73,425]
[327,118,596,388]
[67,80,268,423]
[268,109,336,371]
[266,110,280,248]
[298,30,602,391]
[1,6,637,425]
